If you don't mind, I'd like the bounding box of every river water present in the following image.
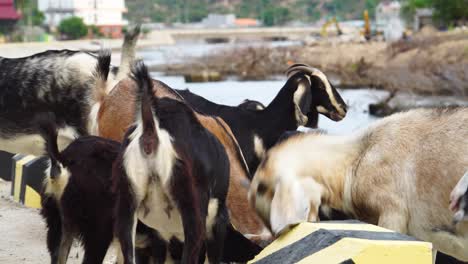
[130,41,389,135]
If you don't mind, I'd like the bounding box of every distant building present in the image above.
[38,0,128,38]
[414,8,434,32]
[0,0,21,34]
[201,13,236,28]
[375,1,405,42]
[234,18,259,27]
[201,13,260,28]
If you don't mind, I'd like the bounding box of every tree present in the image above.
[401,0,432,24]
[58,17,88,40]
[402,0,467,27]
[16,0,45,26]
[432,0,468,26]
[262,6,291,26]
[29,8,45,26]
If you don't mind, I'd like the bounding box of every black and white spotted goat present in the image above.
[176,64,347,173]
[0,25,140,156]
[113,61,237,264]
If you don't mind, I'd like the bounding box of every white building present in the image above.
[38,0,127,38]
[375,1,405,42]
[201,14,236,28]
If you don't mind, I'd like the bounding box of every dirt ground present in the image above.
[0,179,117,263]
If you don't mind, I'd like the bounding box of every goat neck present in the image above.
[258,76,309,139]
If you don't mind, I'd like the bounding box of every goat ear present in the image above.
[450,172,468,212]
[270,179,310,236]
[293,78,312,126]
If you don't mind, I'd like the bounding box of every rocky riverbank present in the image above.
[159,28,468,97]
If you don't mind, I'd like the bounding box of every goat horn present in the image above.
[285,63,312,77]
[286,64,332,90]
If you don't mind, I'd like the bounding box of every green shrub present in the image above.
[88,25,103,37]
[58,16,88,40]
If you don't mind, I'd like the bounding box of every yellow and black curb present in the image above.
[0,150,14,181]
[10,154,48,209]
[248,220,433,264]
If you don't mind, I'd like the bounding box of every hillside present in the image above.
[124,0,380,25]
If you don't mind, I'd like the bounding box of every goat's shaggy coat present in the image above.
[0,26,140,156]
[249,107,468,261]
[176,64,347,173]
[0,50,101,155]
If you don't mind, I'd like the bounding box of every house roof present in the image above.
[235,18,258,26]
[0,0,21,20]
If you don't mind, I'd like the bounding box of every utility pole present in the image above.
[94,0,98,25]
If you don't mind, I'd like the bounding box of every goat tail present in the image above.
[131,60,158,154]
[36,112,63,179]
[92,49,112,104]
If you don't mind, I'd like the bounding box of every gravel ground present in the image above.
[0,179,117,263]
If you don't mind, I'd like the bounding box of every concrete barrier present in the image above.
[0,151,14,181]
[248,220,433,264]
[10,154,48,209]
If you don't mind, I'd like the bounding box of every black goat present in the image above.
[38,112,159,264]
[238,99,266,111]
[0,25,140,156]
[176,64,347,173]
[113,61,257,264]
[39,116,121,264]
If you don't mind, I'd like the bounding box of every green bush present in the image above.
[88,25,103,37]
[58,16,88,40]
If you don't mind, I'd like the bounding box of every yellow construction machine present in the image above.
[320,16,342,38]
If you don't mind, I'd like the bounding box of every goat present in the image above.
[175,63,347,173]
[0,25,139,156]
[112,60,239,263]
[38,113,165,264]
[249,107,468,261]
[96,70,271,248]
[238,99,266,111]
[38,112,122,264]
[450,171,468,223]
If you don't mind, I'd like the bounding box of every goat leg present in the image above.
[116,213,138,264]
[56,224,73,264]
[172,174,207,264]
[41,195,63,264]
[206,203,228,264]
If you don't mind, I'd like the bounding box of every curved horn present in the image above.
[286,64,333,99]
[286,64,330,88]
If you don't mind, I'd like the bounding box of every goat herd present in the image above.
[0,26,467,264]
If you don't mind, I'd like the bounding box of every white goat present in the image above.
[249,107,468,261]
